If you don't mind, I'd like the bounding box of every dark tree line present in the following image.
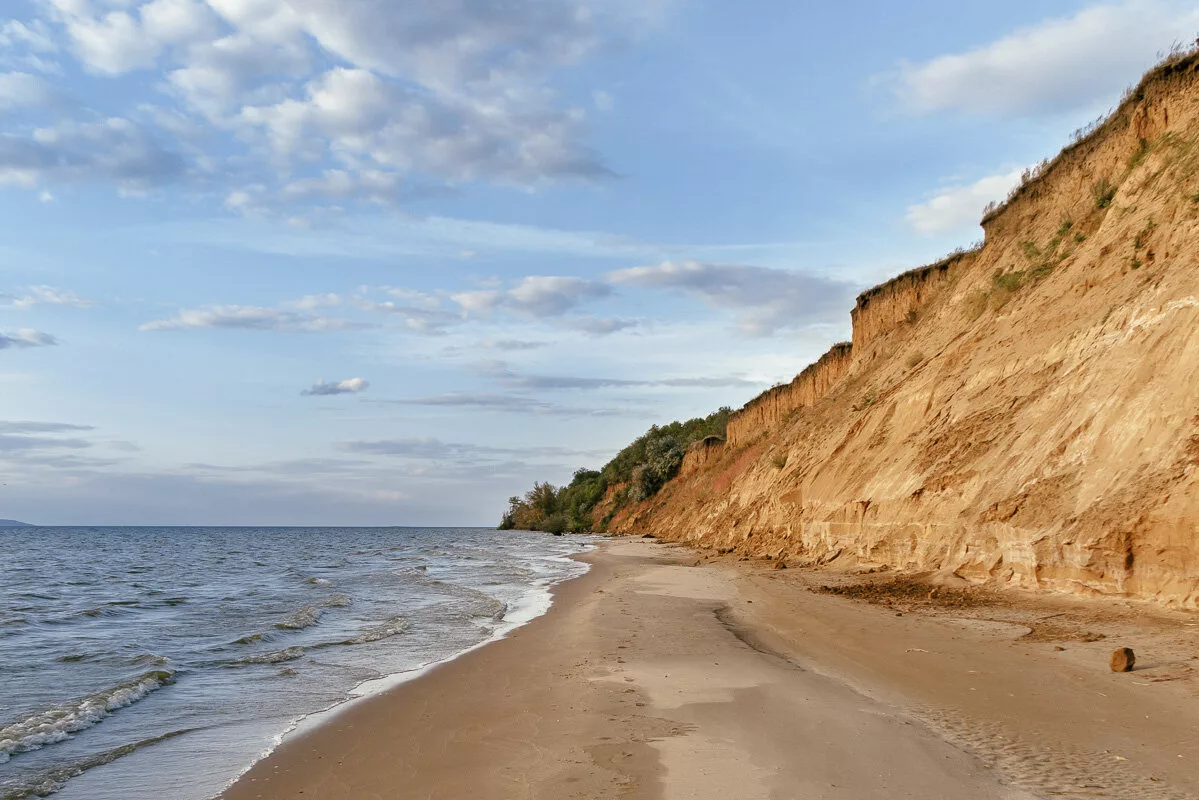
[498,407,732,533]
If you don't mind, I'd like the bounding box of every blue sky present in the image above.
[1,0,1196,525]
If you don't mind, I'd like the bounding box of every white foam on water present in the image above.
[0,670,175,763]
[210,543,594,798]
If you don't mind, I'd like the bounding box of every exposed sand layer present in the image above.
[604,55,1199,609]
[221,539,1199,800]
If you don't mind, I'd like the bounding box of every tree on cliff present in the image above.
[498,407,732,533]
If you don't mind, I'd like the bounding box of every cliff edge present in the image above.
[608,52,1199,609]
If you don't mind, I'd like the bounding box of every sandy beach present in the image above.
[221,539,1199,800]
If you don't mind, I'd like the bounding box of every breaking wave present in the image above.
[274,605,321,631]
[231,647,305,666]
[341,616,410,645]
[0,670,175,763]
[0,728,194,800]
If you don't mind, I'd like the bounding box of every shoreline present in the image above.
[213,542,596,798]
[220,538,1199,800]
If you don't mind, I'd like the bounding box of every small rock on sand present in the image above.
[1109,647,1136,672]
[773,561,787,570]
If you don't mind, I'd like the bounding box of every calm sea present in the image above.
[0,526,590,800]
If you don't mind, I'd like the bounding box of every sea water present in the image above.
[0,526,590,800]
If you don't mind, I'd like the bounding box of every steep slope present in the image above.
[610,52,1199,609]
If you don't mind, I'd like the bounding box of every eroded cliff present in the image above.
[610,52,1199,609]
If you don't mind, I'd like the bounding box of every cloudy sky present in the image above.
[1,0,1195,525]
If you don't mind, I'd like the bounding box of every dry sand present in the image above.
[221,539,1199,800]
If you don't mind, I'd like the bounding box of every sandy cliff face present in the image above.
[611,55,1199,609]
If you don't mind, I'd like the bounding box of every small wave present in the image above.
[77,601,140,619]
[305,577,332,586]
[232,647,305,665]
[231,633,262,645]
[475,597,508,621]
[0,670,175,762]
[128,654,169,667]
[274,605,321,630]
[0,728,195,800]
[55,653,94,663]
[342,616,410,645]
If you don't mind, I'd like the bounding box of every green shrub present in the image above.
[1093,179,1117,209]
[498,407,733,531]
[992,271,1027,293]
[1128,137,1151,170]
[771,452,788,469]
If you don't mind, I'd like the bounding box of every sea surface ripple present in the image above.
[0,526,589,800]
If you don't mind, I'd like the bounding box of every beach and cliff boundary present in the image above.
[506,47,1199,609]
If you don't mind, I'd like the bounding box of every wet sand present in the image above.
[221,539,1199,800]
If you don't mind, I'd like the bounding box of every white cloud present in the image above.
[236,66,608,187]
[892,1,1199,115]
[906,168,1023,235]
[383,392,638,417]
[568,316,639,335]
[608,260,855,335]
[0,71,54,108]
[453,275,611,318]
[0,329,59,349]
[0,20,58,53]
[0,421,93,433]
[338,436,607,461]
[5,285,93,309]
[302,377,369,396]
[140,304,365,332]
[5,0,663,205]
[47,0,221,75]
[0,116,184,191]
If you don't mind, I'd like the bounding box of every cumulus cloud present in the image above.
[0,116,184,191]
[453,275,611,318]
[892,1,1199,115]
[0,328,59,349]
[608,260,856,335]
[906,168,1024,235]
[3,0,660,205]
[237,66,608,188]
[140,304,364,332]
[302,377,369,396]
[0,20,57,54]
